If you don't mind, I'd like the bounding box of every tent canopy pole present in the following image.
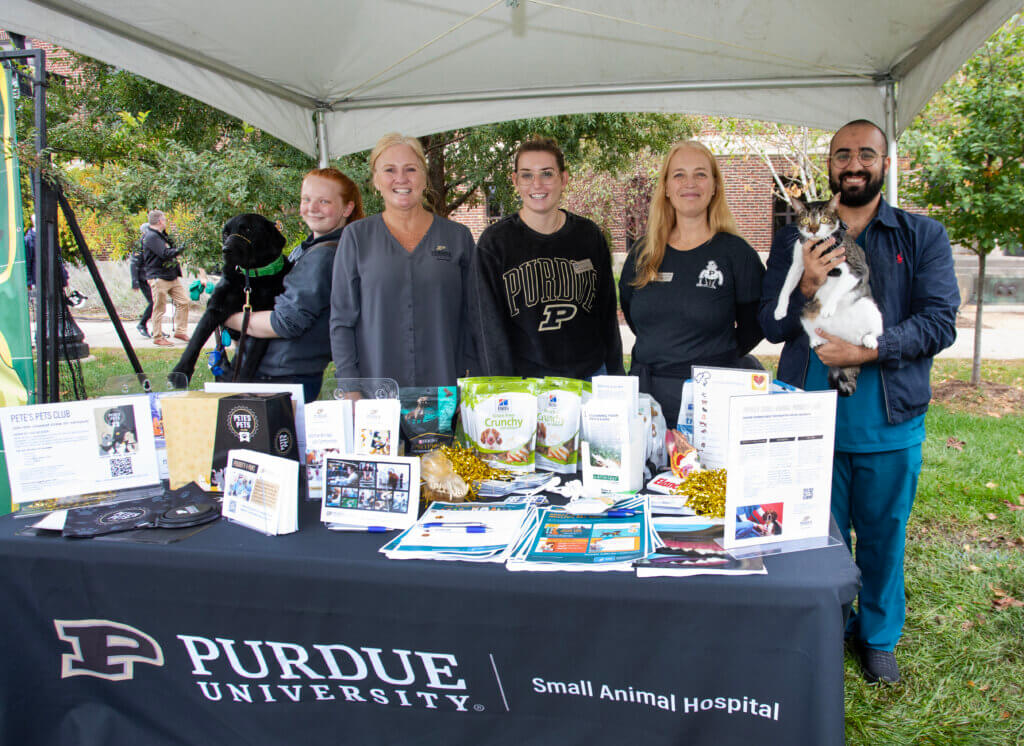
[315,109,329,168]
[884,79,898,206]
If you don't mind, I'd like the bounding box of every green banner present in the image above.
[0,66,36,515]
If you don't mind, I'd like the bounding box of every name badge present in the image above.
[572,259,594,274]
[655,272,674,282]
[431,245,452,261]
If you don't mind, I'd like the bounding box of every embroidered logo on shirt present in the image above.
[432,245,452,261]
[696,260,724,289]
[502,257,597,316]
[538,303,578,331]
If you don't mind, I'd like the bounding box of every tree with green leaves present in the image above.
[416,113,695,218]
[16,52,314,267]
[19,51,694,266]
[902,15,1024,385]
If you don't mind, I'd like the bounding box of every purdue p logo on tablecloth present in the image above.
[54,619,165,681]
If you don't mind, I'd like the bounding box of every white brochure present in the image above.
[591,375,639,414]
[722,390,836,550]
[691,366,772,469]
[222,449,299,535]
[354,399,400,457]
[0,396,160,504]
[304,399,354,497]
[580,399,645,494]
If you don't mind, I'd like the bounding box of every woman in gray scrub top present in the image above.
[330,133,474,387]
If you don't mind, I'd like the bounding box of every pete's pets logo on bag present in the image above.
[227,405,259,443]
[54,619,165,681]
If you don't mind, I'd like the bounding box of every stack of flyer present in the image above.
[475,472,556,499]
[380,502,534,563]
[633,517,766,578]
[506,494,655,572]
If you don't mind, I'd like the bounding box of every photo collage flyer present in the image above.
[321,454,420,530]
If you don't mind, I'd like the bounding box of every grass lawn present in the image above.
[62,352,1024,743]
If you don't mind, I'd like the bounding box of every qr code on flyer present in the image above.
[109,457,134,478]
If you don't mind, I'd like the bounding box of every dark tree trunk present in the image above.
[419,134,448,216]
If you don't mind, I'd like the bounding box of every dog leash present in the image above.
[232,270,255,382]
[228,255,288,381]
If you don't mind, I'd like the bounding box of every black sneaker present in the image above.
[137,323,151,338]
[854,641,900,684]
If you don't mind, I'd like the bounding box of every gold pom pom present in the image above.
[672,468,727,518]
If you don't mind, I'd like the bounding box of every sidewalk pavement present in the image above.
[624,306,1024,361]
[67,305,1024,360]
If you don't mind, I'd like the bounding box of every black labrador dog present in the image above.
[171,214,289,383]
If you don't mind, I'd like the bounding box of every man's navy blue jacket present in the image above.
[759,198,960,425]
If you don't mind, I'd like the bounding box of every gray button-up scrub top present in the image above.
[329,213,474,387]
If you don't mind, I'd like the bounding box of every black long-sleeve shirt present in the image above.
[619,232,764,373]
[470,211,624,379]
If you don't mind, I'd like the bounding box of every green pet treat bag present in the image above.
[458,377,539,472]
[535,377,584,474]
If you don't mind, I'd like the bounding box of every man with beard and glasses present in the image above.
[759,120,959,685]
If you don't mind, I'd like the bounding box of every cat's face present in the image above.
[796,208,840,240]
[792,196,841,240]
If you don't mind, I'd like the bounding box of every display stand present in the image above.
[330,377,399,400]
[101,373,188,396]
[716,533,843,559]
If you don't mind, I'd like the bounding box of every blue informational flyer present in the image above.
[525,511,645,564]
[507,495,652,572]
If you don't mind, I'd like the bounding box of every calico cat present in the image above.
[773,194,883,396]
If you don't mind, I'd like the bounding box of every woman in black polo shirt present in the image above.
[619,140,765,428]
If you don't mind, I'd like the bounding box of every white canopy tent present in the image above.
[2,0,1021,198]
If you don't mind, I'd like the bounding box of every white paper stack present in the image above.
[380,502,534,563]
[475,472,556,498]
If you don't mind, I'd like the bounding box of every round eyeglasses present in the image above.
[830,149,881,167]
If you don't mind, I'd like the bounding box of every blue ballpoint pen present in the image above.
[422,522,486,528]
[605,510,636,517]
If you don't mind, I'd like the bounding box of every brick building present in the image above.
[451,152,795,258]
[0,31,75,77]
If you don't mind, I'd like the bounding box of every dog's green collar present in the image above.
[243,255,285,278]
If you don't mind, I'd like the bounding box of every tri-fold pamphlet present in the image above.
[0,396,160,505]
[580,376,645,494]
[321,453,419,531]
[221,449,299,535]
[304,399,354,499]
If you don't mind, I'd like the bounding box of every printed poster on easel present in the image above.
[722,390,837,552]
